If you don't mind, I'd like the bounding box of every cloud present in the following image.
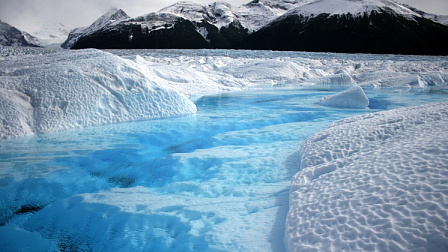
[0,0,113,30]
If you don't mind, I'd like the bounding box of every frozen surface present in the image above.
[287,101,448,251]
[1,48,448,251]
[319,86,369,109]
[0,48,196,138]
[2,47,448,139]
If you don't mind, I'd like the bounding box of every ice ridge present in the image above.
[0,49,196,139]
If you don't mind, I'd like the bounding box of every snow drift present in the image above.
[286,101,448,251]
[0,49,196,139]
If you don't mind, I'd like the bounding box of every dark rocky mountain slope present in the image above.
[64,0,448,55]
[0,20,40,47]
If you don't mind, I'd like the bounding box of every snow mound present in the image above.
[0,49,196,139]
[286,101,448,251]
[319,86,369,109]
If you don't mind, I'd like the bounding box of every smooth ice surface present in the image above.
[287,101,448,251]
[319,86,369,109]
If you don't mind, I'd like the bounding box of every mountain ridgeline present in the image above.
[64,0,448,55]
[0,20,40,47]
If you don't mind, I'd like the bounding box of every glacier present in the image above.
[2,47,448,138]
[0,47,448,251]
[0,48,196,139]
[287,101,448,251]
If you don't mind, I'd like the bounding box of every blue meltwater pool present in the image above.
[0,87,446,251]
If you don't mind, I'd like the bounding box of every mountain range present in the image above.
[0,20,40,47]
[2,0,448,55]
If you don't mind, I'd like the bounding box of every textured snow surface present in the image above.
[319,86,369,109]
[0,49,196,138]
[1,48,448,138]
[286,101,448,251]
[1,48,448,251]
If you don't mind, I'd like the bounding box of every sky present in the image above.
[1,0,447,34]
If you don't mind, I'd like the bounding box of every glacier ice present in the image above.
[1,48,448,251]
[1,48,448,138]
[287,101,448,251]
[0,49,196,139]
[319,85,369,109]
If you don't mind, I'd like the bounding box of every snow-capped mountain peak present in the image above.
[159,1,238,29]
[287,0,419,17]
[62,0,448,55]
[61,8,130,49]
[87,8,130,33]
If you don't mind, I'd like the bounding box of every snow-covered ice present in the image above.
[287,101,448,251]
[3,47,447,138]
[0,48,448,251]
[0,48,196,139]
[319,86,369,109]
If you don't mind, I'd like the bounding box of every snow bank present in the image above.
[286,102,448,251]
[319,86,369,109]
[0,49,196,138]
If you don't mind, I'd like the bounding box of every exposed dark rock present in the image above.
[238,10,448,55]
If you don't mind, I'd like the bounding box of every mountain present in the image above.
[65,1,303,49]
[0,20,40,47]
[65,0,448,55]
[239,0,448,55]
[27,22,71,47]
[400,4,448,26]
[62,8,131,49]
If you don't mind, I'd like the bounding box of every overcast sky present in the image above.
[1,0,447,33]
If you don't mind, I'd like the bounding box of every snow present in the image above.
[59,0,448,50]
[286,0,419,17]
[1,48,448,251]
[286,101,448,251]
[1,47,448,139]
[319,86,369,109]
[62,8,130,49]
[0,48,196,139]
[24,22,70,47]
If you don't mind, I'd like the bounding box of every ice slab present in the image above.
[0,49,196,139]
[319,85,369,109]
[286,101,448,251]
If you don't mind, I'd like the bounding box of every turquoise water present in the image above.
[0,87,447,251]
